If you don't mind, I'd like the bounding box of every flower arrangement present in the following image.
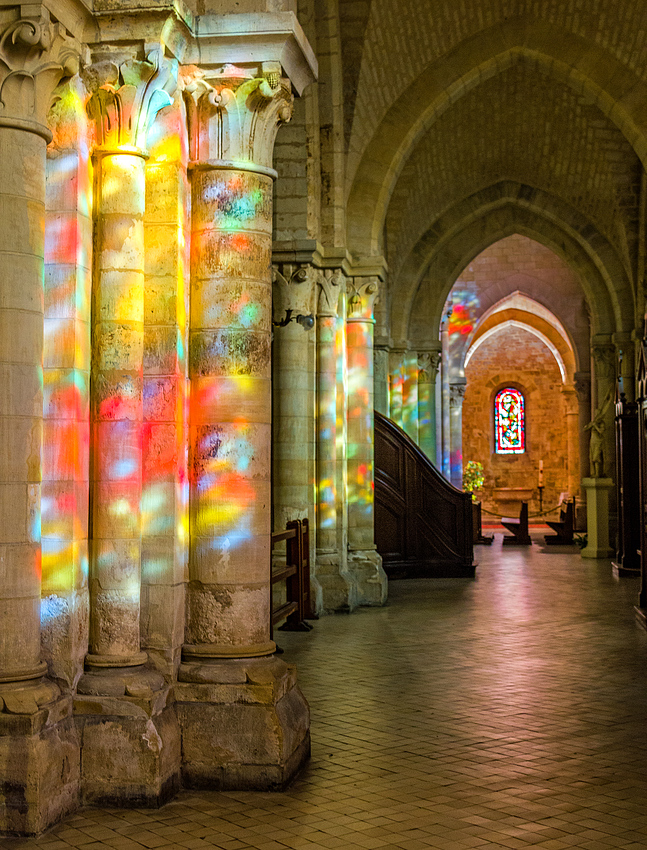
[463,460,484,501]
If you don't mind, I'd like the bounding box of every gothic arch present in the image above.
[346,19,647,256]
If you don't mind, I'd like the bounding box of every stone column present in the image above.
[614,331,636,402]
[561,385,580,501]
[373,345,389,416]
[176,64,310,789]
[272,263,316,533]
[315,270,354,610]
[441,326,451,478]
[402,350,419,443]
[592,338,617,481]
[0,13,83,835]
[449,381,467,488]
[388,347,405,427]
[346,278,387,606]
[574,371,592,529]
[76,50,181,807]
[418,349,441,461]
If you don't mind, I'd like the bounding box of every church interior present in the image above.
[2,0,647,839]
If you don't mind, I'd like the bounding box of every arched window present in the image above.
[494,388,525,454]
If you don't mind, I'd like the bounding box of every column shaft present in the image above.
[186,165,274,658]
[317,314,338,553]
[0,126,49,682]
[88,151,147,667]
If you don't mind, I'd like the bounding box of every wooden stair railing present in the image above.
[270,518,313,637]
[374,411,475,578]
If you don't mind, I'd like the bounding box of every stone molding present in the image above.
[84,48,177,151]
[317,269,344,318]
[0,10,84,139]
[347,278,379,322]
[182,62,293,172]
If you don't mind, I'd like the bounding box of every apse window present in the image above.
[495,387,525,454]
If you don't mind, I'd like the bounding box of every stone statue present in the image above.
[585,390,612,478]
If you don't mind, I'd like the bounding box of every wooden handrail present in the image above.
[270,518,313,635]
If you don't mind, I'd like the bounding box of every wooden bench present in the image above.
[501,501,532,545]
[544,498,575,545]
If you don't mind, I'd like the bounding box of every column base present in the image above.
[0,680,79,836]
[347,548,388,606]
[581,477,614,559]
[176,655,310,790]
[74,667,180,807]
[315,552,358,612]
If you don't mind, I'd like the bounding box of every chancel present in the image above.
[2,0,647,838]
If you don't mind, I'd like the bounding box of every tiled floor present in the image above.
[5,533,647,849]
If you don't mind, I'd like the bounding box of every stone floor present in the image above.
[4,532,647,850]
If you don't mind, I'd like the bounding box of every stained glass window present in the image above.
[495,388,525,454]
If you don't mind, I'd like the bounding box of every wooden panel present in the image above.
[374,411,475,578]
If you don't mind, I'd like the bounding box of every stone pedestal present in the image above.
[176,656,309,790]
[581,477,614,559]
[0,683,78,836]
[75,667,179,806]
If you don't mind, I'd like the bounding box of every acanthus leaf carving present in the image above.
[317,269,345,318]
[272,263,318,329]
[182,62,293,169]
[84,48,178,150]
[0,14,84,134]
[418,351,441,382]
[347,278,379,321]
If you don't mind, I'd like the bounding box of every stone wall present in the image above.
[463,325,570,521]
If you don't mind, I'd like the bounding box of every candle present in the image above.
[538,459,544,486]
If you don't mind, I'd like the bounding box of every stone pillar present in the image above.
[614,331,636,402]
[441,326,451,479]
[315,270,355,611]
[561,385,580,501]
[176,64,310,790]
[272,263,316,532]
[346,278,387,606]
[388,348,405,427]
[76,51,181,807]
[449,381,467,488]
[418,349,441,461]
[592,338,617,481]
[0,13,83,835]
[574,371,592,529]
[373,345,389,416]
[402,350,419,443]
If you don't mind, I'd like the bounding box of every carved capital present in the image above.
[0,12,83,138]
[272,263,317,330]
[182,62,293,172]
[418,351,441,383]
[591,343,616,380]
[449,383,466,408]
[347,278,379,322]
[84,49,178,151]
[317,269,344,318]
[573,371,591,404]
